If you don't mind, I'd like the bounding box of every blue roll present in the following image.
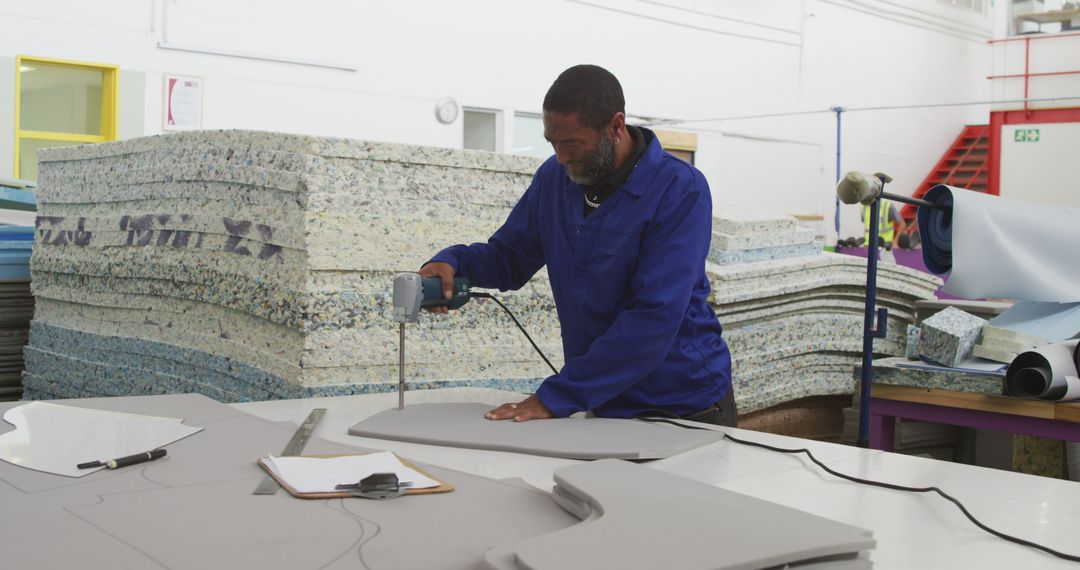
[917,184,954,275]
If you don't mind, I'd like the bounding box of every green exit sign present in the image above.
[1014,128,1040,142]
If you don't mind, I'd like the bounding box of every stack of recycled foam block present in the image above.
[0,178,37,401]
[25,130,940,413]
[705,208,941,411]
[25,131,558,402]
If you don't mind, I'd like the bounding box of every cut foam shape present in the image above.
[0,394,578,569]
[485,459,876,570]
[348,403,724,460]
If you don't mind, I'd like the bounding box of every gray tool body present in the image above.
[391,273,471,409]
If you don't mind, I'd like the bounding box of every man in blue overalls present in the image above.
[421,65,736,426]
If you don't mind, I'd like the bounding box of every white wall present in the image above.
[0,0,997,242]
[1001,121,1080,207]
[0,56,14,180]
[0,56,32,225]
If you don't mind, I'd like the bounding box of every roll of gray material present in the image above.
[918,185,1080,303]
[1004,339,1080,401]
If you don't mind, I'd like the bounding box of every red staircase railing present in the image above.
[899,124,989,221]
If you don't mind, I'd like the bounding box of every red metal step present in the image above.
[900,124,990,221]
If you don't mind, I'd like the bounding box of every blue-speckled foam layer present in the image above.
[23,322,543,403]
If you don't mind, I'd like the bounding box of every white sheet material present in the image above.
[261,452,440,493]
[896,357,1007,377]
[988,301,1080,343]
[1005,339,1080,402]
[0,402,203,477]
[920,186,1080,302]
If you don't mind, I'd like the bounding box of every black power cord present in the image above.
[635,416,1080,563]
[468,291,559,376]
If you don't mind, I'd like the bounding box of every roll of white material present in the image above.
[918,185,1080,303]
[1004,339,1080,402]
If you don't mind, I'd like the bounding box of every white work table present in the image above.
[234,388,1080,570]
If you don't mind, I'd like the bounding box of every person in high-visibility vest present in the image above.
[862,199,907,249]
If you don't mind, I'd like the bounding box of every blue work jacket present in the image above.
[430,129,731,418]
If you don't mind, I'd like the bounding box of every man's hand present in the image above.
[485,394,554,422]
[418,262,456,314]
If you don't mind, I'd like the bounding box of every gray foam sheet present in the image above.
[0,394,577,569]
[68,472,573,570]
[487,459,876,570]
[347,403,725,460]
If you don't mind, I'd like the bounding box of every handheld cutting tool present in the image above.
[391,273,471,409]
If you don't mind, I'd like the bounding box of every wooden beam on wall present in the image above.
[654,129,698,152]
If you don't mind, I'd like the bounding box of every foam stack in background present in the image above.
[0,177,38,401]
[705,209,941,412]
[25,131,941,414]
[27,131,554,402]
[0,227,34,401]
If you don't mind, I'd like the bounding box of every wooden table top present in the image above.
[871,383,1080,423]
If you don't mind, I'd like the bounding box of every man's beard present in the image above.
[566,131,616,186]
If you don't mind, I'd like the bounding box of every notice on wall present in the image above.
[1013,128,1040,143]
[164,75,203,131]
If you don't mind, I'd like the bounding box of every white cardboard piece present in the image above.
[0,401,203,477]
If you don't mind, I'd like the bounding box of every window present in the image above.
[463,108,500,152]
[511,113,551,159]
[1011,0,1080,35]
[14,56,118,182]
[938,0,986,12]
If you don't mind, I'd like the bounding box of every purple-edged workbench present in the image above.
[864,358,1080,451]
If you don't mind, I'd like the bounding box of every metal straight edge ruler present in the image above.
[252,408,327,495]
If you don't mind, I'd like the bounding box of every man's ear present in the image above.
[608,112,626,138]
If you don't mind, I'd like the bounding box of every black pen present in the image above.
[78,449,167,470]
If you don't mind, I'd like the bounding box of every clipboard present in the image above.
[256,453,454,499]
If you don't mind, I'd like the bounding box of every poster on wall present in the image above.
[163,75,203,131]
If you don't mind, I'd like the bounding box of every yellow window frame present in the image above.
[13,55,119,179]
